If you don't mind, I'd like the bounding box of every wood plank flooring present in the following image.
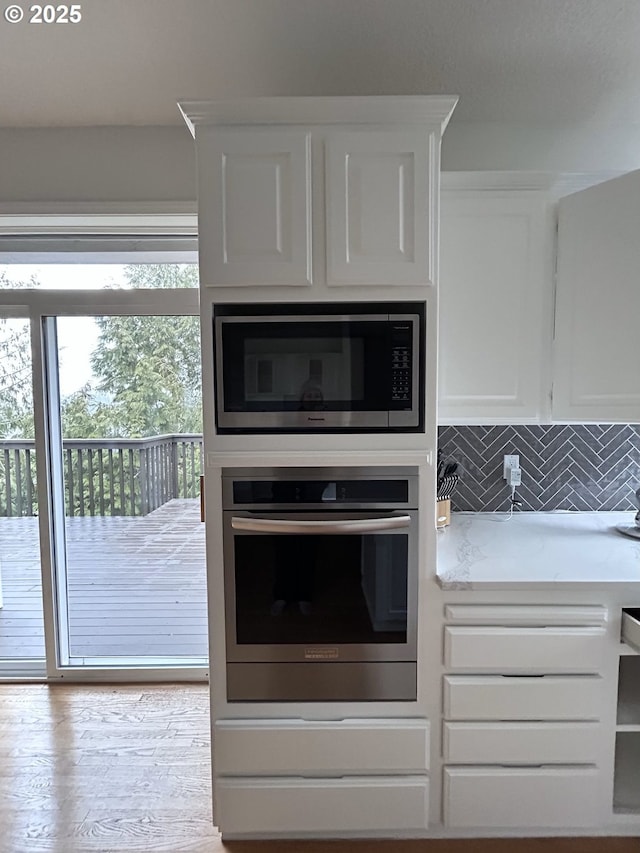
[0,683,216,852]
[0,683,639,852]
[0,499,207,663]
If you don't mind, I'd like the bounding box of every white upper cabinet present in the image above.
[326,131,435,286]
[438,188,553,423]
[553,170,640,422]
[179,97,457,290]
[194,128,312,287]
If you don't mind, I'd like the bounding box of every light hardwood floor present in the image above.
[0,683,216,852]
[0,683,638,853]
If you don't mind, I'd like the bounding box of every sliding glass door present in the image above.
[50,310,206,667]
[0,258,207,677]
[42,304,207,671]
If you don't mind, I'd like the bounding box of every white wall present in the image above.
[0,126,196,206]
[443,121,640,173]
[2,121,640,208]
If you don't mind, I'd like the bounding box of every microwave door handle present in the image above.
[230,515,411,534]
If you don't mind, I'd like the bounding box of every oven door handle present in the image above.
[230,514,411,534]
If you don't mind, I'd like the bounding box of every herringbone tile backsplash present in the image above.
[438,424,640,512]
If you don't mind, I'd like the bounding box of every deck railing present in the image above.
[0,434,203,518]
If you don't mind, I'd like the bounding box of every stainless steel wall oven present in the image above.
[214,302,426,433]
[222,467,419,702]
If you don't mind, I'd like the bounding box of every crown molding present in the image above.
[441,170,625,196]
[178,96,459,136]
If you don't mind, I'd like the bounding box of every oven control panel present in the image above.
[222,467,419,510]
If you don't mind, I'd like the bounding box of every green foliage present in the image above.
[60,264,202,438]
[1,264,203,516]
[0,271,38,439]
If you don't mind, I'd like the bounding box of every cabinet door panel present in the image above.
[216,776,429,835]
[197,129,312,286]
[444,626,606,673]
[443,766,600,828]
[214,718,429,776]
[443,721,599,764]
[444,604,607,627]
[554,170,640,421]
[438,193,551,423]
[444,675,603,721]
[326,131,434,286]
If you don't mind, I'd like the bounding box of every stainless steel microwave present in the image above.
[213,302,425,433]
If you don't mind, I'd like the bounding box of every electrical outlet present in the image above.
[503,454,520,480]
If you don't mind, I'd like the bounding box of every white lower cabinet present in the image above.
[443,766,600,829]
[214,718,429,776]
[443,722,600,765]
[444,675,603,720]
[441,605,607,831]
[614,609,640,815]
[214,718,430,836]
[444,625,606,673]
[216,776,430,835]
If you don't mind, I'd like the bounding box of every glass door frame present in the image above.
[1,286,207,681]
[0,304,46,677]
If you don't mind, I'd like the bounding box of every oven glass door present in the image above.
[224,510,418,663]
[218,319,401,414]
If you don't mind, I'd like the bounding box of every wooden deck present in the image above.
[0,499,208,663]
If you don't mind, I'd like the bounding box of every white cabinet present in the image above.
[444,625,606,673]
[439,169,640,424]
[196,129,312,287]
[441,604,607,830]
[216,776,430,836]
[444,674,603,721]
[326,131,434,286]
[443,766,600,830]
[614,609,640,814]
[180,97,457,290]
[554,170,640,422]
[213,717,430,836]
[438,189,552,423]
[443,721,600,765]
[214,718,429,776]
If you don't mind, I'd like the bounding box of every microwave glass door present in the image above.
[220,319,401,414]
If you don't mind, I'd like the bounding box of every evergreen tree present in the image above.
[61,264,202,438]
[0,271,38,439]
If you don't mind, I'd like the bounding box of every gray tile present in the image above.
[437,423,639,512]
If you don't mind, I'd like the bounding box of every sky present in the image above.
[1,262,199,397]
[1,264,127,290]
[2,264,128,395]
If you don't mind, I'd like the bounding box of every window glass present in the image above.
[0,263,198,290]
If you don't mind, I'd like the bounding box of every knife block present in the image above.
[436,499,451,529]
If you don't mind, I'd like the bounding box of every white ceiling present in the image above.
[2,0,640,129]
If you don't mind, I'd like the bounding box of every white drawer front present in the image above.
[216,776,429,835]
[214,718,429,776]
[444,675,602,721]
[443,721,600,764]
[444,605,607,627]
[444,626,606,673]
[443,766,599,829]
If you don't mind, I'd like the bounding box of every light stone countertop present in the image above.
[436,511,640,589]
